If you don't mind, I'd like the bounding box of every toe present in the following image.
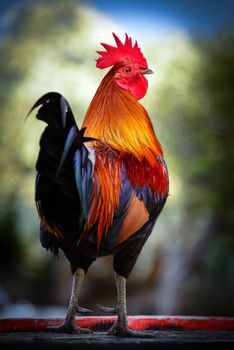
[46,322,93,334]
[96,304,118,314]
[107,323,154,337]
[77,306,93,314]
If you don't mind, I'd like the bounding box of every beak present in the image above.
[141,68,154,75]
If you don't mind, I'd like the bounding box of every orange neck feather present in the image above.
[82,65,163,165]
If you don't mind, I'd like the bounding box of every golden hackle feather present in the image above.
[87,150,122,246]
[82,65,163,163]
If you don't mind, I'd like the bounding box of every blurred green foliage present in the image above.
[0,0,233,314]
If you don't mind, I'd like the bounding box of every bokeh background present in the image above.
[0,0,234,318]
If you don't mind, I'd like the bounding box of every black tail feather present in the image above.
[29,91,96,255]
[27,92,76,130]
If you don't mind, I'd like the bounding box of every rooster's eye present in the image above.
[125,67,132,73]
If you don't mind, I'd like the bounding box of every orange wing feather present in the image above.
[116,194,149,245]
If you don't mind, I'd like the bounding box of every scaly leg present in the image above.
[107,272,133,336]
[48,268,92,334]
[107,273,128,335]
[107,272,153,337]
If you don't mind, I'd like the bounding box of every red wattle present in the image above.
[116,75,148,100]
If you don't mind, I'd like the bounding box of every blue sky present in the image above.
[0,0,233,34]
[92,0,234,34]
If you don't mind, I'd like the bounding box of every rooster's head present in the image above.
[96,33,153,100]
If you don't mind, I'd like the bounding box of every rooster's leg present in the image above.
[107,273,128,335]
[48,268,92,334]
[107,272,152,337]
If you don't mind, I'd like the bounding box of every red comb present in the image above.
[96,33,148,69]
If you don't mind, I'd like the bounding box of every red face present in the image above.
[114,64,153,100]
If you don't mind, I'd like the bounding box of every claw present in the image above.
[96,303,118,315]
[77,306,93,314]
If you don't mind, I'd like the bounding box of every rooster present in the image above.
[28,33,169,336]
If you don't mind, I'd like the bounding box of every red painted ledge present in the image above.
[0,316,234,333]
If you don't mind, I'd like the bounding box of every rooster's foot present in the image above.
[107,321,155,338]
[47,321,93,334]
